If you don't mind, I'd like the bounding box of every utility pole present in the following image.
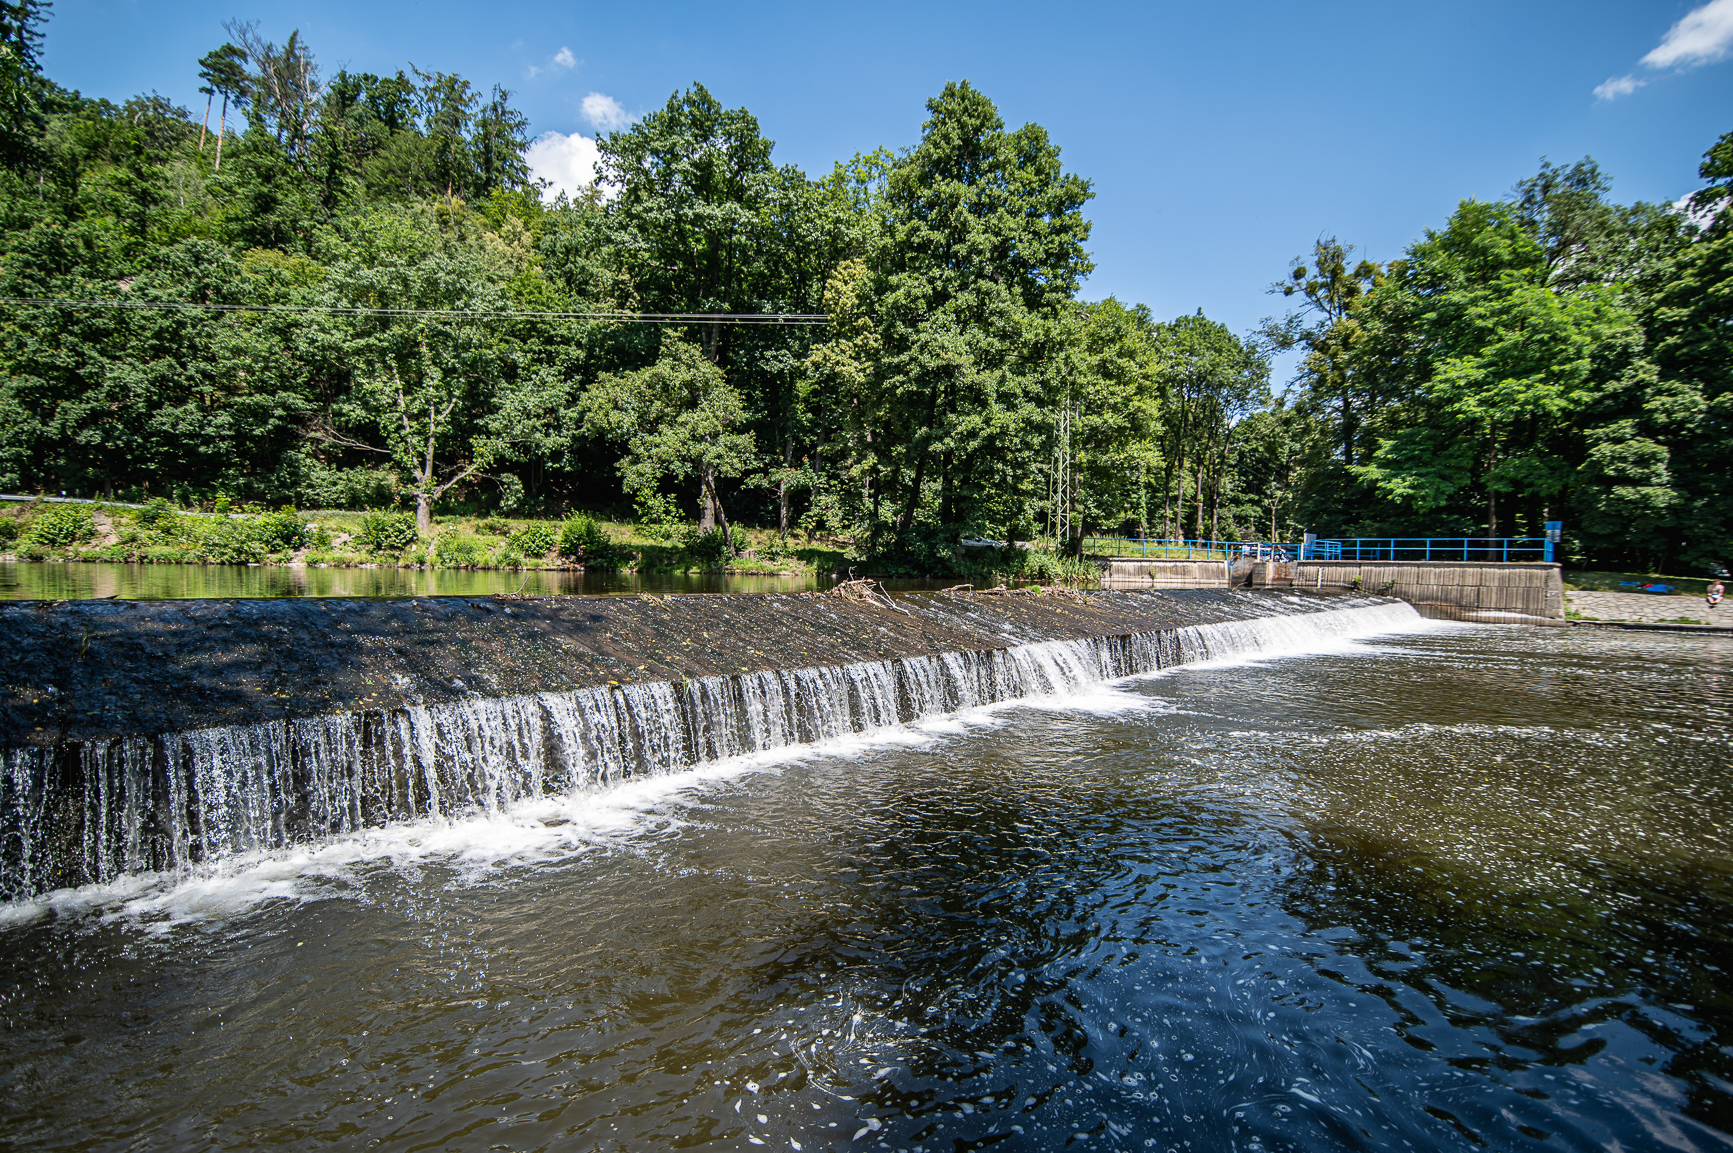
[1049,389,1071,547]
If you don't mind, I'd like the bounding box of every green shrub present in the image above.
[475,517,513,537]
[255,506,310,552]
[25,505,96,547]
[559,514,623,566]
[356,510,420,554]
[433,533,486,568]
[212,494,232,514]
[0,516,18,545]
[200,520,266,564]
[493,547,524,569]
[678,525,743,565]
[18,542,48,560]
[134,497,176,529]
[510,522,557,556]
[632,489,684,541]
[142,545,186,563]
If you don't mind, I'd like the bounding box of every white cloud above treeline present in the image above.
[581,92,632,132]
[1597,0,1733,99]
[526,131,600,204]
[554,46,576,68]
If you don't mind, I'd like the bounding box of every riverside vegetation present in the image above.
[0,496,1100,583]
[0,4,1727,577]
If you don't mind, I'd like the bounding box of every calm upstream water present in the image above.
[2,621,1730,1151]
[0,560,844,600]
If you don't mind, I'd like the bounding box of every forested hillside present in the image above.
[0,4,1727,573]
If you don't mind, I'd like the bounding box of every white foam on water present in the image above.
[1135,605,1456,679]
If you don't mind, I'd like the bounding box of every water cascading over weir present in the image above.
[0,588,1416,900]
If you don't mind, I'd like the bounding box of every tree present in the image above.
[226,21,320,167]
[470,84,531,197]
[1264,238,1383,471]
[844,81,1093,562]
[0,0,49,170]
[578,333,755,544]
[311,203,577,529]
[196,43,247,167]
[413,67,475,199]
[1152,312,1267,540]
[1063,299,1164,539]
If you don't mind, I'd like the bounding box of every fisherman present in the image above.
[1708,577,1725,612]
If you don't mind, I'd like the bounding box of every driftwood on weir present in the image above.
[828,578,911,615]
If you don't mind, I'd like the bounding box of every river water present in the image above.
[0,560,842,600]
[2,620,1730,1151]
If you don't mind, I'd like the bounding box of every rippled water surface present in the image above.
[3,623,1732,1151]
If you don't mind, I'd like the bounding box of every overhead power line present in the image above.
[0,297,831,325]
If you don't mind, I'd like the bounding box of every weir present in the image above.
[0,589,1414,900]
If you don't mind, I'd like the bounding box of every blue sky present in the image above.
[37,0,1733,376]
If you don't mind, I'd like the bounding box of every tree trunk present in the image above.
[705,472,732,554]
[415,422,437,533]
[699,459,718,533]
[1174,447,1187,543]
[1160,456,1174,540]
[899,450,928,531]
[214,95,228,172]
[939,451,952,525]
[1210,429,1231,542]
[1485,426,1498,539]
[199,95,211,151]
[1341,391,1354,468]
[1193,443,1207,539]
[778,440,791,539]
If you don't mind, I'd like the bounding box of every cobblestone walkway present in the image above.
[1567,590,1728,627]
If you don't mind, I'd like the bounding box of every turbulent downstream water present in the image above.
[2,613,1731,1151]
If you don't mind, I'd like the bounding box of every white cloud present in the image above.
[554,46,576,69]
[525,64,541,79]
[525,131,600,204]
[1600,0,1733,98]
[1593,73,1646,100]
[581,92,632,132]
[1641,0,1733,69]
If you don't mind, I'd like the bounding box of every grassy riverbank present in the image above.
[0,499,1098,585]
[0,500,849,577]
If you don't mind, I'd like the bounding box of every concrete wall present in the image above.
[1098,559,1229,587]
[1293,560,1565,622]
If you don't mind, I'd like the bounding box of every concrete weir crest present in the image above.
[0,589,1414,899]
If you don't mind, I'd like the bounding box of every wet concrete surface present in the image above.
[1,588,1391,748]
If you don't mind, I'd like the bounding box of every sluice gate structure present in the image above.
[1092,536,1565,623]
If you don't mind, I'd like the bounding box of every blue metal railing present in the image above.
[1084,535,1554,563]
[1313,537,1553,563]
[1084,537,1320,561]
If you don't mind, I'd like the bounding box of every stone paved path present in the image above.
[1567,590,1729,627]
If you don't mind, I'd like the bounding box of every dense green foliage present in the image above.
[0,7,1726,573]
[1265,154,1733,572]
